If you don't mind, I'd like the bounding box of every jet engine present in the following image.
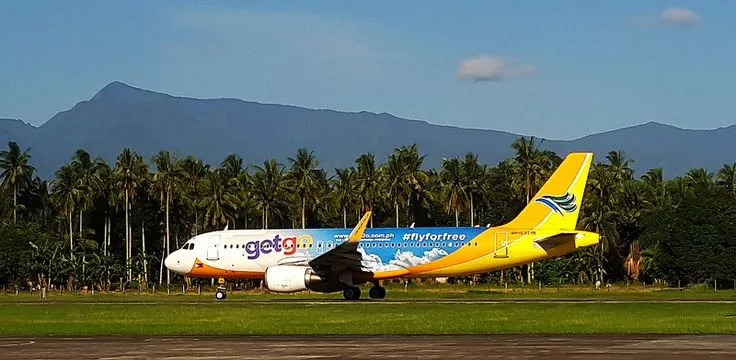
[264,265,324,293]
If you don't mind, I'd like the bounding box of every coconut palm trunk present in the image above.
[68,211,73,257]
[103,215,107,256]
[470,193,474,227]
[166,189,171,285]
[125,188,130,282]
[13,184,17,223]
[395,201,399,228]
[141,221,147,288]
[301,197,306,229]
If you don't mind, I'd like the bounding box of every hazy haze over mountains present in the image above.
[1,82,734,179]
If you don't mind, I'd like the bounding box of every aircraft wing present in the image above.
[308,211,372,274]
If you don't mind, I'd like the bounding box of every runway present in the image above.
[2,335,736,359]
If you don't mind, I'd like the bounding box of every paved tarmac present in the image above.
[2,335,736,359]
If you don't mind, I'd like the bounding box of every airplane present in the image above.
[164,152,599,300]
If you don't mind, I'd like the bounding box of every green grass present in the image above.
[2,283,735,303]
[1,285,734,336]
[1,302,735,336]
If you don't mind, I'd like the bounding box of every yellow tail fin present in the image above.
[504,152,593,230]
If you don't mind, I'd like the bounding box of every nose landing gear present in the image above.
[215,278,227,300]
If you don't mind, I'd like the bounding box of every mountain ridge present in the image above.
[1,82,734,179]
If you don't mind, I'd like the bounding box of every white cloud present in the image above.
[660,7,700,27]
[456,55,537,82]
[357,247,448,272]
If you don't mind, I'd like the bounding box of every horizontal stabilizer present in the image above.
[535,231,600,251]
[534,233,577,251]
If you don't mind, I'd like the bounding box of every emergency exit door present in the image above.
[206,235,220,260]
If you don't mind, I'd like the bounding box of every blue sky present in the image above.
[1,1,734,140]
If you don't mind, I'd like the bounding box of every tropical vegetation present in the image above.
[1,138,736,292]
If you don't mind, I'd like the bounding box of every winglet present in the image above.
[347,211,372,242]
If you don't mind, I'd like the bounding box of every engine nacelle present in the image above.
[264,265,323,293]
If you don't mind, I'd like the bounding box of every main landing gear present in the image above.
[342,286,361,300]
[368,285,386,299]
[342,283,387,300]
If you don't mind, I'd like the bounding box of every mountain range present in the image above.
[1,81,734,179]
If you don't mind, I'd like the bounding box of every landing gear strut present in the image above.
[342,286,361,300]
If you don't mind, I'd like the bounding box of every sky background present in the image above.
[1,1,734,140]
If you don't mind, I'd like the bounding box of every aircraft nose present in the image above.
[164,251,190,274]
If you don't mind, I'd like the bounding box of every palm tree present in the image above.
[686,168,713,193]
[232,170,254,229]
[356,153,380,227]
[640,168,671,211]
[97,163,118,256]
[511,136,548,205]
[606,150,635,182]
[152,150,180,285]
[220,153,244,180]
[114,148,147,282]
[716,163,736,193]
[461,153,485,226]
[440,157,466,226]
[580,163,622,283]
[288,148,321,229]
[383,153,408,227]
[511,136,548,283]
[28,176,52,228]
[201,170,233,230]
[251,159,287,229]
[178,156,209,236]
[70,149,104,239]
[397,144,427,186]
[51,164,88,257]
[0,141,35,223]
[332,167,358,228]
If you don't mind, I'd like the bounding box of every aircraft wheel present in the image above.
[215,290,227,300]
[368,286,386,299]
[342,286,361,300]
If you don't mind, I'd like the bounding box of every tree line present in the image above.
[1,138,736,292]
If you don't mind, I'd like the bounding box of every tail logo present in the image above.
[535,192,577,216]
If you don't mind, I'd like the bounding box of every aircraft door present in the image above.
[206,235,220,260]
[494,232,509,258]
